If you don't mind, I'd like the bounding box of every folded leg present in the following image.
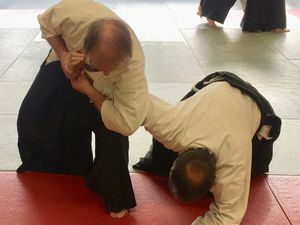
[17,61,93,175]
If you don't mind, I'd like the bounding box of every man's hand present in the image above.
[61,51,85,80]
[46,36,85,80]
[71,71,93,95]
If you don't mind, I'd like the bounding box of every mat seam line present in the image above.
[265,176,292,225]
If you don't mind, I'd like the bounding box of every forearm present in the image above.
[46,35,68,60]
[86,87,106,113]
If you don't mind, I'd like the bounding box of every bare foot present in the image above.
[110,209,128,219]
[206,18,217,28]
[197,5,202,18]
[272,28,290,33]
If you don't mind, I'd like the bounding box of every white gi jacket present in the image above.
[144,82,261,225]
[38,0,149,136]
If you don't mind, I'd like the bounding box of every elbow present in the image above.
[118,110,145,136]
[121,123,139,136]
[122,130,135,137]
[102,112,141,136]
[119,114,143,136]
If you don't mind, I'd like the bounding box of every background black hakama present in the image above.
[200,0,237,24]
[242,0,287,31]
[17,61,136,212]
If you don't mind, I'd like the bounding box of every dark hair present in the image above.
[83,18,132,66]
[169,147,217,202]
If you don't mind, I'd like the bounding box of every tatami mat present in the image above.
[0,172,299,225]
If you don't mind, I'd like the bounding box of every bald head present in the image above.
[169,148,217,202]
[84,18,132,73]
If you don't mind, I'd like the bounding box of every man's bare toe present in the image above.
[207,18,217,28]
[272,28,290,33]
[110,209,128,218]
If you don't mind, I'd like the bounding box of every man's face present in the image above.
[86,49,114,76]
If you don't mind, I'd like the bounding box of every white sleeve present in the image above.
[192,142,252,225]
[101,59,149,136]
[37,4,62,39]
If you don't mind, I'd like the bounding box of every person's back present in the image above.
[145,81,261,152]
[39,0,117,54]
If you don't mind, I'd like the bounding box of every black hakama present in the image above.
[242,0,287,32]
[200,0,237,24]
[17,60,136,212]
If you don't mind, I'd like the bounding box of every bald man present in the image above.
[133,71,281,225]
[17,0,148,218]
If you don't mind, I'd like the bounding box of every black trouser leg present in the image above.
[251,135,273,176]
[242,0,287,32]
[17,61,93,175]
[201,0,237,24]
[132,138,178,176]
[85,115,136,212]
